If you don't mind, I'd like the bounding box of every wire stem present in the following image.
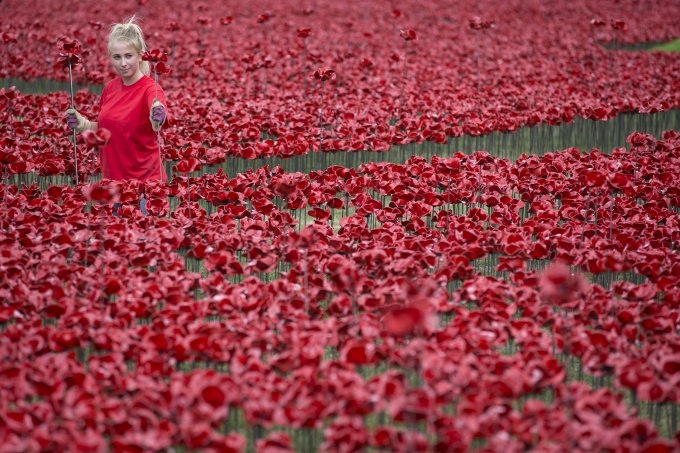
[153,66,163,181]
[69,62,79,185]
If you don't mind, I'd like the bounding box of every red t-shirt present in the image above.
[98,75,167,182]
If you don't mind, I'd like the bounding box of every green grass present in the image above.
[649,38,680,52]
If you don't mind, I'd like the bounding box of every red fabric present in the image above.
[97,75,167,182]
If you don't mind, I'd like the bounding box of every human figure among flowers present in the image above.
[65,16,167,214]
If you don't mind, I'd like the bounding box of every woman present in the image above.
[66,16,168,189]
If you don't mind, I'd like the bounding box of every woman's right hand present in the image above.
[65,108,88,132]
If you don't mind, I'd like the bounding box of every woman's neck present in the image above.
[122,70,143,86]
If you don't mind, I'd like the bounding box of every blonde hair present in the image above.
[108,16,150,76]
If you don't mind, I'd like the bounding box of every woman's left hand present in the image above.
[150,99,166,131]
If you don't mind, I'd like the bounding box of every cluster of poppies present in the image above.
[1,0,680,451]
[1,128,678,450]
[0,0,679,174]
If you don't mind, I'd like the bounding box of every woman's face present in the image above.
[109,40,141,84]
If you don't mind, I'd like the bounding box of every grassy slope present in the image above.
[650,38,680,52]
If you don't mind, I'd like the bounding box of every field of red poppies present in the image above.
[2,0,680,451]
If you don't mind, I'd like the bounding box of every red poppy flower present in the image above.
[539,262,588,306]
[142,49,171,74]
[468,16,494,30]
[196,16,211,26]
[200,384,227,408]
[82,128,111,148]
[610,19,628,31]
[313,68,336,82]
[585,170,606,187]
[383,306,424,337]
[256,432,294,453]
[0,86,17,100]
[2,31,18,43]
[173,158,201,173]
[257,13,271,24]
[399,29,416,41]
[297,28,311,39]
[607,172,631,190]
[308,207,331,221]
[54,37,82,70]
[342,340,378,365]
[626,132,656,147]
[83,181,120,203]
[142,49,167,64]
